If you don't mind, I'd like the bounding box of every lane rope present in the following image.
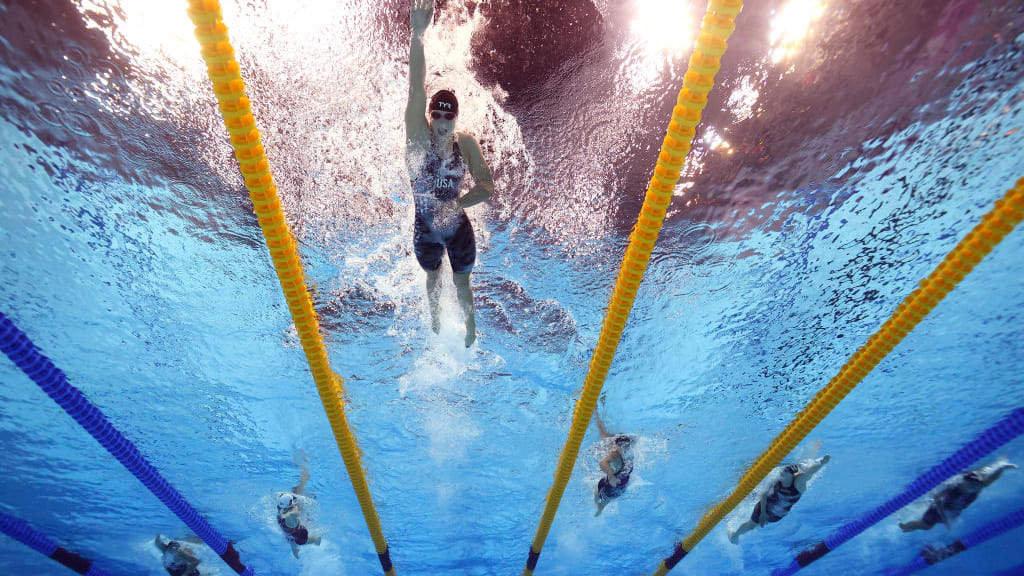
[0,511,114,576]
[650,182,1024,575]
[0,314,253,576]
[773,408,1024,576]
[884,507,1024,576]
[185,1,394,573]
[520,1,744,574]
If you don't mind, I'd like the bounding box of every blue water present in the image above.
[2,1,1024,575]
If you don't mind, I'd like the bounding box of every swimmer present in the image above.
[276,452,323,557]
[406,0,495,347]
[899,458,1016,532]
[153,534,201,576]
[593,412,635,517]
[728,456,830,544]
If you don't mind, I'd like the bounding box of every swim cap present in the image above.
[429,90,459,116]
[278,493,295,509]
[614,434,632,447]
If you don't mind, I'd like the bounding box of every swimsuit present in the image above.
[278,514,310,545]
[752,479,802,523]
[164,554,200,576]
[411,141,476,274]
[597,449,633,503]
[922,472,983,527]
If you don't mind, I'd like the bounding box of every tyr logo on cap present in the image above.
[429,89,459,115]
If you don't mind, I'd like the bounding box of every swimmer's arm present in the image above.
[457,134,494,209]
[599,454,617,480]
[595,412,613,439]
[795,455,829,492]
[293,467,310,495]
[406,0,431,141]
[757,490,769,527]
[931,489,952,527]
[153,535,168,553]
[936,498,952,528]
[981,462,1017,487]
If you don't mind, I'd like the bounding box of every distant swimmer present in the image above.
[728,456,830,544]
[899,458,1016,533]
[406,0,495,347]
[153,534,201,576]
[277,451,323,557]
[593,412,635,517]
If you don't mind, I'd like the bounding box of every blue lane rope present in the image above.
[0,312,255,576]
[884,507,1024,576]
[996,563,1024,576]
[0,511,114,575]
[772,408,1024,576]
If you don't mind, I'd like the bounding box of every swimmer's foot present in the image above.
[728,530,739,545]
[464,316,476,347]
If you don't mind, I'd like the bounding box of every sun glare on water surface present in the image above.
[630,0,693,60]
[770,0,827,62]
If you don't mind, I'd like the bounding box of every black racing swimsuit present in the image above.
[277,514,310,545]
[164,555,200,576]
[753,480,802,523]
[411,141,476,274]
[597,444,634,503]
[923,472,983,526]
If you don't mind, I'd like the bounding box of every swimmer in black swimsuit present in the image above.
[153,534,201,576]
[729,456,830,544]
[593,412,636,516]
[900,458,1016,532]
[407,0,495,348]
[276,451,322,558]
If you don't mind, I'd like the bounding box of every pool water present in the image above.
[1,1,1023,575]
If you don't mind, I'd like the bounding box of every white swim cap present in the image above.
[278,493,295,509]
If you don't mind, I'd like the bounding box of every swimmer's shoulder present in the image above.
[456,131,481,150]
[455,132,487,168]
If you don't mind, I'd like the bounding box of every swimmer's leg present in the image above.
[899,520,933,532]
[290,541,301,558]
[426,269,441,334]
[729,520,757,544]
[453,272,475,347]
[594,486,608,517]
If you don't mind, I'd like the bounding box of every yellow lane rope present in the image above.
[185,2,395,574]
[650,181,1024,576]
[521,1,743,574]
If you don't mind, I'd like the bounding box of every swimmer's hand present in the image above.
[411,0,433,35]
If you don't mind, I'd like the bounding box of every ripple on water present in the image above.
[58,45,89,82]
[35,101,64,127]
[64,110,103,138]
[675,221,717,257]
[44,77,66,96]
[92,58,126,87]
